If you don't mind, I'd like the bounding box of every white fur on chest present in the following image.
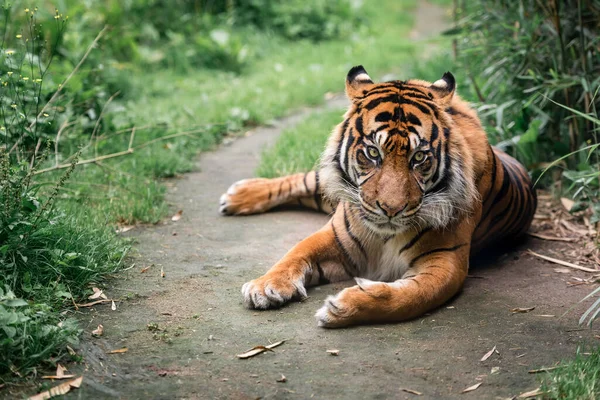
[362,236,412,282]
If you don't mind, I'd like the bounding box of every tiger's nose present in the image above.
[376,200,407,218]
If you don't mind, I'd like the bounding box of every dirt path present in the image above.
[64,3,599,400]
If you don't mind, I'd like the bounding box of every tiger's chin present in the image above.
[361,217,415,236]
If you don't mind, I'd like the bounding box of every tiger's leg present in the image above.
[242,215,353,309]
[315,241,471,328]
[220,170,334,215]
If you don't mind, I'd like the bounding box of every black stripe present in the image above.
[399,97,439,118]
[332,222,358,277]
[277,181,284,197]
[399,228,432,255]
[343,203,367,259]
[343,128,355,176]
[409,243,467,268]
[355,116,364,135]
[316,262,330,285]
[430,123,439,142]
[406,113,422,126]
[314,171,322,211]
[482,147,497,205]
[303,173,309,194]
[364,94,398,110]
[375,111,393,123]
[480,162,510,223]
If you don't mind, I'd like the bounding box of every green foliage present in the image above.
[0,286,80,376]
[452,1,600,165]
[446,0,600,223]
[541,347,600,399]
[232,0,362,41]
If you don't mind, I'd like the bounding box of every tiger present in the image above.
[219,66,537,328]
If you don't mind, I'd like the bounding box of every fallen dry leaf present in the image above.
[461,382,482,393]
[528,232,575,242]
[528,366,561,374]
[28,376,83,400]
[481,346,497,362]
[107,348,128,354]
[115,225,134,234]
[326,349,340,356]
[42,364,75,380]
[161,266,165,278]
[518,388,544,398]
[75,299,113,308]
[560,197,574,212]
[88,287,106,300]
[511,307,535,314]
[490,367,500,374]
[401,388,423,395]
[171,210,183,222]
[237,340,285,359]
[111,300,116,311]
[554,267,571,273]
[141,265,152,273]
[66,346,76,356]
[276,374,287,383]
[528,250,598,273]
[92,324,103,337]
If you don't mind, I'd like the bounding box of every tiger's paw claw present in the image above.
[242,275,307,309]
[219,178,273,215]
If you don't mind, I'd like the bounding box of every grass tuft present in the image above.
[541,347,600,399]
[257,108,345,178]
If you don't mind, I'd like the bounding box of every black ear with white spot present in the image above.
[345,65,375,102]
[430,71,456,104]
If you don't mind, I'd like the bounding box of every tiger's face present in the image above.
[321,66,476,235]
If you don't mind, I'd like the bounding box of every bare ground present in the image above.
[17,2,600,400]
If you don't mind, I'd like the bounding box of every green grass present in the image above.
[541,348,600,399]
[257,108,345,178]
[45,0,421,224]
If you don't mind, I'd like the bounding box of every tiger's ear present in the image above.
[345,65,374,102]
[430,72,456,105]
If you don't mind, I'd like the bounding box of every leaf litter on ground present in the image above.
[88,287,107,300]
[400,387,423,395]
[76,298,113,308]
[518,388,544,398]
[42,364,75,380]
[480,345,497,362]
[92,324,104,337]
[237,340,285,359]
[28,376,83,400]
[171,210,183,222]
[107,348,128,354]
[511,307,536,313]
[461,382,482,393]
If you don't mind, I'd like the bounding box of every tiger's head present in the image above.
[320,66,478,235]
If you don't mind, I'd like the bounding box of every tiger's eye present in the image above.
[367,146,380,159]
[413,151,425,162]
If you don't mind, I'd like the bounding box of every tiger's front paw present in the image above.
[219,178,275,215]
[315,278,391,328]
[242,273,307,310]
